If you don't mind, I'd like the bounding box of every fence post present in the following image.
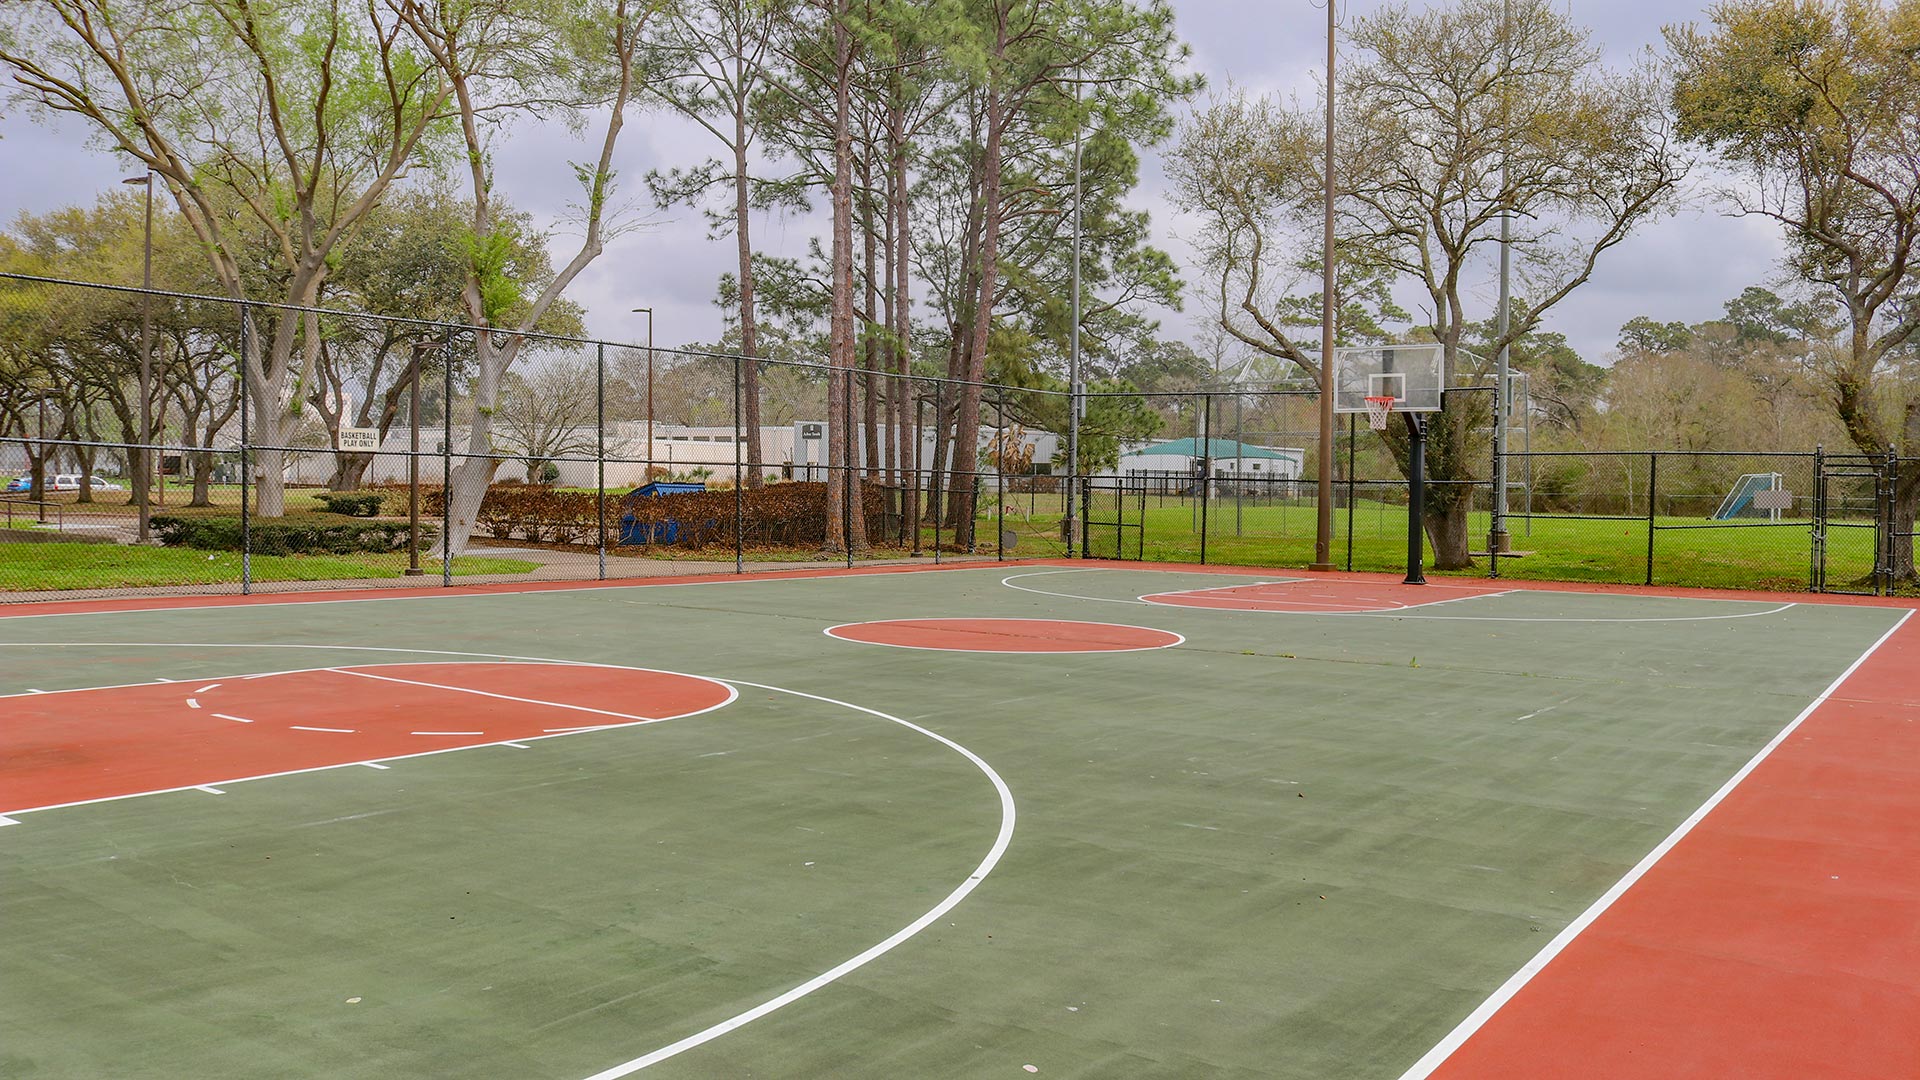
[995,394,1006,561]
[1810,444,1824,592]
[441,327,453,587]
[238,304,252,596]
[1345,412,1356,572]
[1644,452,1658,586]
[734,353,745,574]
[1080,474,1090,559]
[1199,393,1210,565]
[1884,443,1899,595]
[932,378,943,565]
[597,341,607,581]
[1488,393,1501,580]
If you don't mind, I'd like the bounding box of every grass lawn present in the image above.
[8,486,1883,592]
[983,494,1878,592]
[0,543,538,592]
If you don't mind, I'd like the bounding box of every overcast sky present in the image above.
[0,0,1779,367]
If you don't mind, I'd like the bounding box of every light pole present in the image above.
[631,307,654,478]
[123,170,154,541]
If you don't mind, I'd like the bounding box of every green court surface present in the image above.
[0,565,1903,1078]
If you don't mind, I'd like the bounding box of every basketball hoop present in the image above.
[1363,395,1396,431]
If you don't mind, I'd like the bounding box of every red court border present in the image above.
[1408,609,1920,1079]
[824,617,1183,653]
[3,559,1917,621]
[1,662,736,818]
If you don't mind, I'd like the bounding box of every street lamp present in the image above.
[631,307,654,477]
[122,170,155,540]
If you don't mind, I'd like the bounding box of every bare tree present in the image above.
[492,358,600,483]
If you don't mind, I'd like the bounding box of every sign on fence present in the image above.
[337,428,381,453]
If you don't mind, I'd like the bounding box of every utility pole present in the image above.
[123,170,154,541]
[1490,0,1514,555]
[1066,74,1084,556]
[1311,0,1337,570]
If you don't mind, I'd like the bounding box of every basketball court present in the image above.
[3,561,1916,1078]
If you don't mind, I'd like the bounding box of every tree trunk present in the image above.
[950,84,1006,551]
[822,2,867,554]
[191,451,214,507]
[440,335,512,557]
[1424,498,1474,571]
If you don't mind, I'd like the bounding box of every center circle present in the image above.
[825,618,1183,654]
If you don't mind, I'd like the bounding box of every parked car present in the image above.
[4,476,29,493]
[45,474,127,493]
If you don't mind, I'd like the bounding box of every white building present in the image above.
[1100,438,1304,492]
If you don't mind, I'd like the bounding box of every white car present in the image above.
[50,474,127,493]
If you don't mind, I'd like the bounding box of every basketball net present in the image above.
[1363,396,1396,431]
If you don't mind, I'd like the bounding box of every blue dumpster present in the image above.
[618,482,708,544]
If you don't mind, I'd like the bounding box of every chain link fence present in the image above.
[3,273,1914,601]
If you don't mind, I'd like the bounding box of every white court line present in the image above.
[196,785,224,795]
[186,698,200,709]
[1357,603,1799,624]
[1004,570,1800,624]
[1001,568,1154,605]
[1394,607,1913,1080]
[501,742,531,749]
[1140,580,1514,613]
[822,617,1184,654]
[291,726,355,733]
[0,562,1014,622]
[361,762,390,770]
[0,658,555,702]
[0,655,738,819]
[579,679,1016,1079]
[0,637,1017,1080]
[328,667,684,726]
[196,683,221,692]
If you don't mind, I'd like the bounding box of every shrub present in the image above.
[151,514,437,555]
[313,491,385,517]
[424,486,599,544]
[617,481,896,548]
[413,481,904,549]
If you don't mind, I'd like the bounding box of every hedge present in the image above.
[151,514,437,556]
[313,491,385,517]
[419,482,900,548]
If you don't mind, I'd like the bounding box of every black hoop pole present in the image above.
[1404,410,1427,585]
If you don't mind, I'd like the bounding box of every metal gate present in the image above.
[1812,448,1896,595]
[1081,475,1146,560]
